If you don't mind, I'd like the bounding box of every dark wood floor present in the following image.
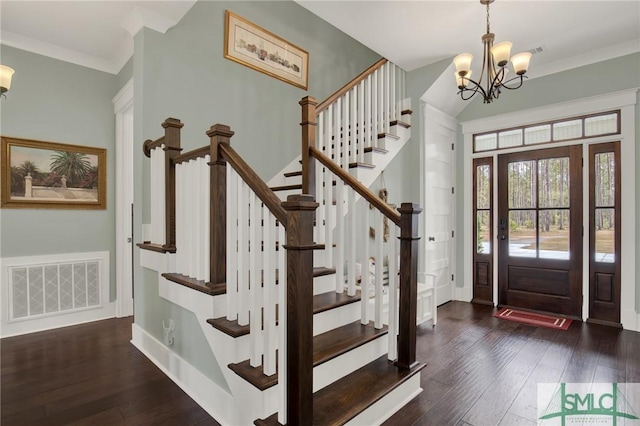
[2,302,638,425]
[1,317,220,426]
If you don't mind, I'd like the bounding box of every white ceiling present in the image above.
[1,0,639,78]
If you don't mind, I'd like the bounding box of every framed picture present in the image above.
[224,10,309,90]
[1,136,107,209]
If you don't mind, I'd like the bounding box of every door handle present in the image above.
[500,235,506,241]
[428,236,435,242]
[127,237,132,243]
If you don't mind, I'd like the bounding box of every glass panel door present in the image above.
[589,142,621,325]
[497,145,583,317]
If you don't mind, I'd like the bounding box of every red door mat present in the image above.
[493,308,573,330]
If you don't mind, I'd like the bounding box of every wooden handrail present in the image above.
[173,146,209,165]
[315,58,388,114]
[143,135,165,157]
[310,145,400,226]
[219,142,288,227]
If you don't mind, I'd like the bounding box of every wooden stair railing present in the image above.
[139,117,183,253]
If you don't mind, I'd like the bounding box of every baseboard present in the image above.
[1,301,116,338]
[621,308,639,332]
[131,323,238,425]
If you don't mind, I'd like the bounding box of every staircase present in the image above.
[136,59,425,425]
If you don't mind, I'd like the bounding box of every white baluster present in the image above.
[277,224,287,425]
[372,71,379,149]
[347,188,356,296]
[250,191,261,367]
[391,64,397,123]
[263,210,276,375]
[379,65,385,136]
[350,85,357,164]
[384,62,391,134]
[313,111,329,244]
[226,167,238,321]
[388,223,398,360]
[333,99,341,167]
[361,197,370,325]
[191,161,199,278]
[365,75,372,150]
[358,80,365,163]
[175,163,183,273]
[325,105,334,268]
[374,211,384,329]
[342,93,349,169]
[198,157,207,281]
[203,156,211,282]
[237,180,249,326]
[335,177,345,293]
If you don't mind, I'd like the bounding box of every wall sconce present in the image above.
[0,65,15,98]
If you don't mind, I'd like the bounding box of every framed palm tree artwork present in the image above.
[1,136,106,209]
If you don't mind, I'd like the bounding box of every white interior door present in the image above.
[114,79,134,317]
[423,105,456,306]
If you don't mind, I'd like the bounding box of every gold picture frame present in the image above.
[224,10,309,90]
[1,136,107,209]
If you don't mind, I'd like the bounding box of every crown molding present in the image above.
[120,6,182,37]
[0,30,119,74]
[528,39,640,80]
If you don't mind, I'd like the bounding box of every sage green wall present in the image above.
[116,57,133,90]
[133,0,381,390]
[0,45,117,301]
[456,53,640,310]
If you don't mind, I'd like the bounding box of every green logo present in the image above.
[539,383,639,425]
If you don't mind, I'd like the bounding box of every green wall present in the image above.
[133,0,382,390]
[0,45,117,300]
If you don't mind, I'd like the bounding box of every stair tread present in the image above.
[162,273,225,296]
[377,132,401,140]
[256,356,425,426]
[348,162,375,169]
[390,119,411,129]
[283,170,302,178]
[271,184,302,192]
[313,290,361,314]
[230,320,387,390]
[363,146,389,154]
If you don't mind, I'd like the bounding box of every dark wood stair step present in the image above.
[313,290,360,314]
[207,267,336,338]
[270,184,302,192]
[364,146,389,154]
[401,108,413,116]
[390,119,411,129]
[348,162,375,169]
[377,132,401,140]
[230,320,386,390]
[283,170,302,178]
[162,273,226,296]
[255,355,425,425]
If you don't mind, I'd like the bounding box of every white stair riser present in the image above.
[313,301,361,336]
[313,333,388,392]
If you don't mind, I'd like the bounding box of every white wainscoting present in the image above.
[0,251,115,337]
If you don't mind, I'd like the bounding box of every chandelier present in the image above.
[453,0,532,104]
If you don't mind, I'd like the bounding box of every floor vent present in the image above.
[5,252,108,322]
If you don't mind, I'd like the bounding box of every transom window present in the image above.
[473,111,619,153]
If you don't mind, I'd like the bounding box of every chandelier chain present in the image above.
[486,2,491,34]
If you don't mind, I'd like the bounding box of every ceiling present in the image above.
[1,0,639,78]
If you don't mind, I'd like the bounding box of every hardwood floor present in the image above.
[2,302,638,425]
[0,317,220,426]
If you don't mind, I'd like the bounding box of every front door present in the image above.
[497,145,583,317]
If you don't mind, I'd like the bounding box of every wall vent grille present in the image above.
[6,253,105,322]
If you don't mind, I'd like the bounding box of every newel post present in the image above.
[206,124,234,286]
[300,96,317,198]
[282,194,318,426]
[162,118,183,251]
[396,202,422,370]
